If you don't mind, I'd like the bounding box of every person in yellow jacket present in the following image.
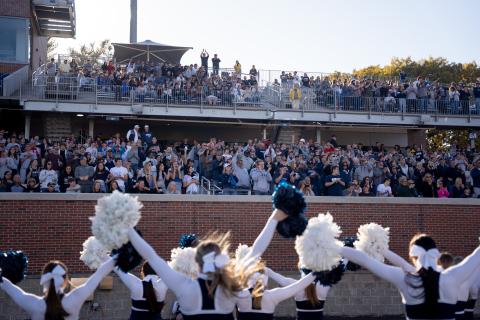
[289,84,302,109]
[234,60,242,78]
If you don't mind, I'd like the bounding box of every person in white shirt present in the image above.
[109,158,129,192]
[183,166,200,194]
[376,177,393,197]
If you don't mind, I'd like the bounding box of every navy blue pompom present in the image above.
[179,234,198,249]
[272,182,308,238]
[0,250,29,284]
[304,261,346,287]
[111,229,143,272]
[342,236,361,271]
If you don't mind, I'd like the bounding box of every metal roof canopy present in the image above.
[32,0,76,38]
[112,40,192,65]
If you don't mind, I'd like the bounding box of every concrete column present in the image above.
[88,119,94,138]
[24,114,31,140]
[130,0,138,43]
[316,127,321,143]
[263,128,267,140]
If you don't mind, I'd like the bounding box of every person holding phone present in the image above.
[324,165,345,196]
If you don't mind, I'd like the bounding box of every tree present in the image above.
[353,56,480,84]
[67,39,112,65]
[47,38,58,60]
[426,129,479,152]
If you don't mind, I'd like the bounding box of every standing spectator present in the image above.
[474,82,480,113]
[212,54,221,75]
[183,166,200,194]
[59,165,75,193]
[126,145,140,173]
[110,158,129,192]
[289,84,302,110]
[66,177,81,193]
[234,60,242,77]
[232,156,250,194]
[354,158,373,182]
[39,161,58,192]
[142,125,153,146]
[46,58,56,76]
[250,159,272,195]
[200,49,209,73]
[249,65,258,79]
[376,177,393,197]
[219,164,238,195]
[471,158,480,198]
[324,165,346,196]
[74,156,94,193]
[59,59,71,75]
[126,125,141,143]
[155,163,167,194]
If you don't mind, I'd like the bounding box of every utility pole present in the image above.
[130,0,137,43]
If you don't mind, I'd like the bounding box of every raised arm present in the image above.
[113,268,141,293]
[341,247,404,287]
[443,246,480,285]
[265,267,296,286]
[0,277,45,315]
[65,257,115,304]
[269,273,314,304]
[244,210,286,261]
[127,228,190,295]
[382,249,416,273]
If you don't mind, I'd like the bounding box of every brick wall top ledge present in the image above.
[1,193,479,205]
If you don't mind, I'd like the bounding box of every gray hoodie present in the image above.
[250,168,272,193]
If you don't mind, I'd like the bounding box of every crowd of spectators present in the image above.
[1,127,480,198]
[276,73,480,113]
[45,51,262,106]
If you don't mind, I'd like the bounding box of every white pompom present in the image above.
[354,223,390,262]
[80,237,110,270]
[90,191,142,250]
[235,244,252,262]
[168,247,199,279]
[295,213,343,271]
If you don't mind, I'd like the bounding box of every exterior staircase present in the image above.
[43,114,72,141]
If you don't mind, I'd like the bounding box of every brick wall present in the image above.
[0,0,31,18]
[0,63,25,74]
[1,195,479,318]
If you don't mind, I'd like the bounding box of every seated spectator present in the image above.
[343,180,362,197]
[420,173,437,197]
[165,181,180,194]
[376,177,393,197]
[44,181,58,193]
[66,177,81,193]
[109,180,120,193]
[109,158,128,192]
[132,179,151,194]
[59,165,75,193]
[449,177,465,198]
[93,162,109,192]
[24,177,40,192]
[437,178,449,198]
[92,180,104,193]
[359,184,374,197]
[300,177,315,196]
[10,174,25,192]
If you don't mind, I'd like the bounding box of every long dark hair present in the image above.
[406,234,440,308]
[141,262,161,314]
[42,261,69,320]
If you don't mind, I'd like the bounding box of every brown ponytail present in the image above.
[305,283,320,306]
[251,278,265,310]
[141,262,161,314]
[43,261,69,320]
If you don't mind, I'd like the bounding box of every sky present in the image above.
[56,0,480,76]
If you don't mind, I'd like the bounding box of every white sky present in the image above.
[56,0,480,75]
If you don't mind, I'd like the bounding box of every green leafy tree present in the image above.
[47,38,58,60]
[67,39,112,65]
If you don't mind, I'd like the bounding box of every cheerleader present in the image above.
[0,258,115,320]
[340,234,480,320]
[465,271,480,320]
[127,209,287,319]
[266,267,330,320]
[235,264,314,320]
[115,261,167,320]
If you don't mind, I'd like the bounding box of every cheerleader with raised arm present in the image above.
[126,207,288,320]
[0,258,115,320]
[340,232,480,320]
[115,262,167,320]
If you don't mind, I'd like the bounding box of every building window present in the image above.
[0,17,29,64]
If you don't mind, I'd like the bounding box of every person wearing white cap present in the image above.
[141,125,153,146]
[127,125,141,143]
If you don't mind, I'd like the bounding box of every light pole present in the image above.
[130,0,137,43]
